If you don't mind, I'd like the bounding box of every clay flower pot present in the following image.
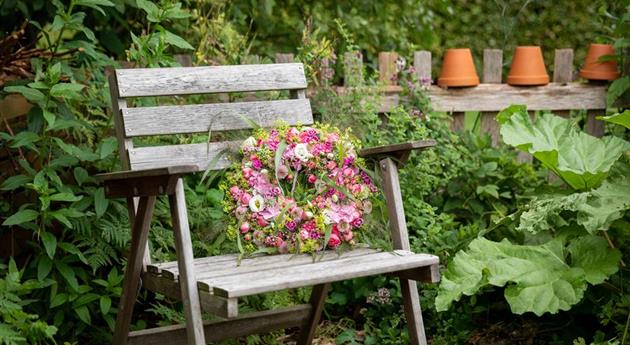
[437,48,480,87]
[579,43,620,81]
[507,46,549,86]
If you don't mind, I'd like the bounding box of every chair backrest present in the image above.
[108,63,313,172]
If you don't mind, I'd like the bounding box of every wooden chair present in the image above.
[97,63,440,345]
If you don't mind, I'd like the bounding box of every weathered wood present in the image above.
[343,51,364,87]
[200,251,439,298]
[429,83,607,112]
[359,140,437,164]
[96,165,198,182]
[122,99,313,137]
[115,64,307,97]
[379,52,399,85]
[127,304,312,345]
[482,49,503,83]
[380,157,428,345]
[102,174,181,198]
[108,69,151,269]
[128,141,240,172]
[553,49,574,83]
[395,263,441,283]
[275,53,295,63]
[169,179,205,344]
[112,196,156,345]
[296,283,330,345]
[159,248,380,281]
[586,110,605,137]
[142,273,238,318]
[413,51,432,82]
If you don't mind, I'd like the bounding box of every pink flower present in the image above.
[240,193,252,205]
[252,158,263,170]
[300,229,310,240]
[342,230,353,241]
[229,186,241,198]
[242,167,253,179]
[326,161,336,170]
[257,215,268,227]
[260,204,280,220]
[308,174,317,183]
[343,167,354,177]
[240,222,250,233]
[351,217,364,228]
[285,221,297,231]
[277,165,289,179]
[328,233,341,248]
[235,206,247,217]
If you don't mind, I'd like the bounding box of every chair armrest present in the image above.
[95,165,199,198]
[358,140,436,166]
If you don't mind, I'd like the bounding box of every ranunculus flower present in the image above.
[328,233,341,248]
[248,194,264,212]
[285,221,297,231]
[326,161,336,170]
[240,222,250,233]
[343,167,354,177]
[229,186,241,197]
[240,192,252,205]
[242,167,253,178]
[351,217,364,228]
[257,215,268,227]
[307,174,317,183]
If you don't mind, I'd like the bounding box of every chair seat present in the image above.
[143,248,439,318]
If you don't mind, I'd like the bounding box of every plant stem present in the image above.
[603,231,626,267]
[622,309,629,345]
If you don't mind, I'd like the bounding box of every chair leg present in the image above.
[113,196,156,345]
[169,179,205,345]
[296,283,330,345]
[400,278,427,345]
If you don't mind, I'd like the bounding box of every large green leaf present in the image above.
[436,236,620,316]
[2,209,39,226]
[597,110,630,130]
[497,105,630,190]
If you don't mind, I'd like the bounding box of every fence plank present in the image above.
[482,49,503,83]
[553,49,574,83]
[379,52,399,85]
[413,51,432,82]
[275,53,294,63]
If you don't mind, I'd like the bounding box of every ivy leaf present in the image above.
[2,209,39,226]
[498,106,630,190]
[162,30,194,50]
[41,232,57,258]
[436,236,619,316]
[4,85,45,103]
[50,83,85,99]
[597,110,630,130]
[0,175,31,191]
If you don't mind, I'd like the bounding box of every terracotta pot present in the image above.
[579,43,620,81]
[438,48,479,87]
[507,46,549,86]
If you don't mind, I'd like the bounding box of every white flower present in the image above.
[249,194,265,212]
[241,136,256,150]
[294,143,313,162]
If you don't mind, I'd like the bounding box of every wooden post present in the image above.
[296,283,330,345]
[318,58,333,86]
[480,49,503,146]
[552,49,574,83]
[275,53,294,63]
[380,158,427,345]
[379,52,399,85]
[343,51,364,87]
[413,51,432,83]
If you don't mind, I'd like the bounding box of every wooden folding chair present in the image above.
[97,63,440,345]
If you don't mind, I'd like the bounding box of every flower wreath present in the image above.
[222,123,377,255]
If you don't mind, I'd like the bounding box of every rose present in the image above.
[240,192,252,205]
[327,233,341,248]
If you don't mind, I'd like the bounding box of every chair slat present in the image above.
[200,251,439,298]
[159,248,380,281]
[122,99,313,137]
[128,141,239,171]
[115,63,307,97]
